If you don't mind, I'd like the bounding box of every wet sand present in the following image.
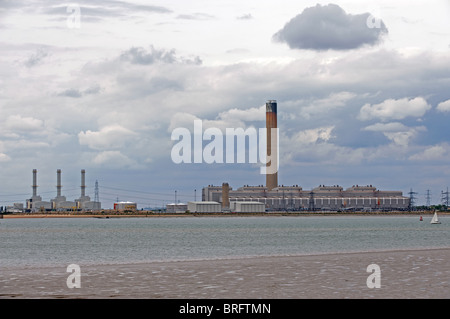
[1,248,449,299]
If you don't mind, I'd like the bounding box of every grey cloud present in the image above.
[176,13,215,20]
[273,4,388,51]
[237,14,253,20]
[116,74,184,97]
[120,46,202,65]
[58,85,101,98]
[58,88,82,98]
[84,85,102,95]
[25,48,49,67]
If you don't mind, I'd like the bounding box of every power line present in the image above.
[101,186,193,198]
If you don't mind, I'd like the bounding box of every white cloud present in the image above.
[168,113,201,132]
[409,144,449,161]
[299,92,357,119]
[78,125,137,150]
[383,131,418,147]
[4,139,50,150]
[169,105,266,134]
[291,126,335,145]
[358,97,432,121]
[437,99,450,112]
[281,127,367,165]
[0,153,11,162]
[363,122,408,132]
[217,105,265,123]
[92,151,138,168]
[364,122,426,146]
[5,115,44,132]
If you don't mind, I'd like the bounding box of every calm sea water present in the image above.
[0,216,449,268]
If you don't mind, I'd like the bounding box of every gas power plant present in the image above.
[26,169,101,212]
[196,100,411,213]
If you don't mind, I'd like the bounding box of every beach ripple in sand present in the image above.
[1,248,449,299]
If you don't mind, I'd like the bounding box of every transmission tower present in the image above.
[442,187,449,208]
[408,188,417,211]
[425,190,431,208]
[94,180,99,202]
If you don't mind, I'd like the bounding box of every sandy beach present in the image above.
[1,248,449,299]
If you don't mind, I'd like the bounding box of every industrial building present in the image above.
[201,100,410,212]
[4,203,24,213]
[75,169,101,211]
[26,169,52,211]
[114,201,137,211]
[166,203,188,213]
[26,169,101,212]
[188,201,222,213]
[52,169,77,210]
[231,201,266,213]
[203,184,410,212]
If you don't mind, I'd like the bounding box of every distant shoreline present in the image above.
[1,210,448,219]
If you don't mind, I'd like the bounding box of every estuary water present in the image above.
[0,215,449,269]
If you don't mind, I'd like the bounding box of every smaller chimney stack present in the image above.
[81,169,86,197]
[32,169,38,197]
[56,169,62,197]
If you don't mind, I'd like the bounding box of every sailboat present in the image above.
[430,211,441,224]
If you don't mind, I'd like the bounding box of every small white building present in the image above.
[166,203,188,213]
[231,201,266,213]
[114,201,137,211]
[82,201,102,211]
[5,203,24,213]
[187,201,221,213]
[54,201,78,211]
[33,201,53,211]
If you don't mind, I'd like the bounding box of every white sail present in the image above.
[431,212,441,224]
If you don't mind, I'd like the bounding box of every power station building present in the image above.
[203,184,410,212]
[26,169,101,212]
[202,100,410,212]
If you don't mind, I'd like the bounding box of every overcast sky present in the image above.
[1,0,450,208]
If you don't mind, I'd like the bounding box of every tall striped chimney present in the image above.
[266,100,278,191]
[222,182,230,209]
